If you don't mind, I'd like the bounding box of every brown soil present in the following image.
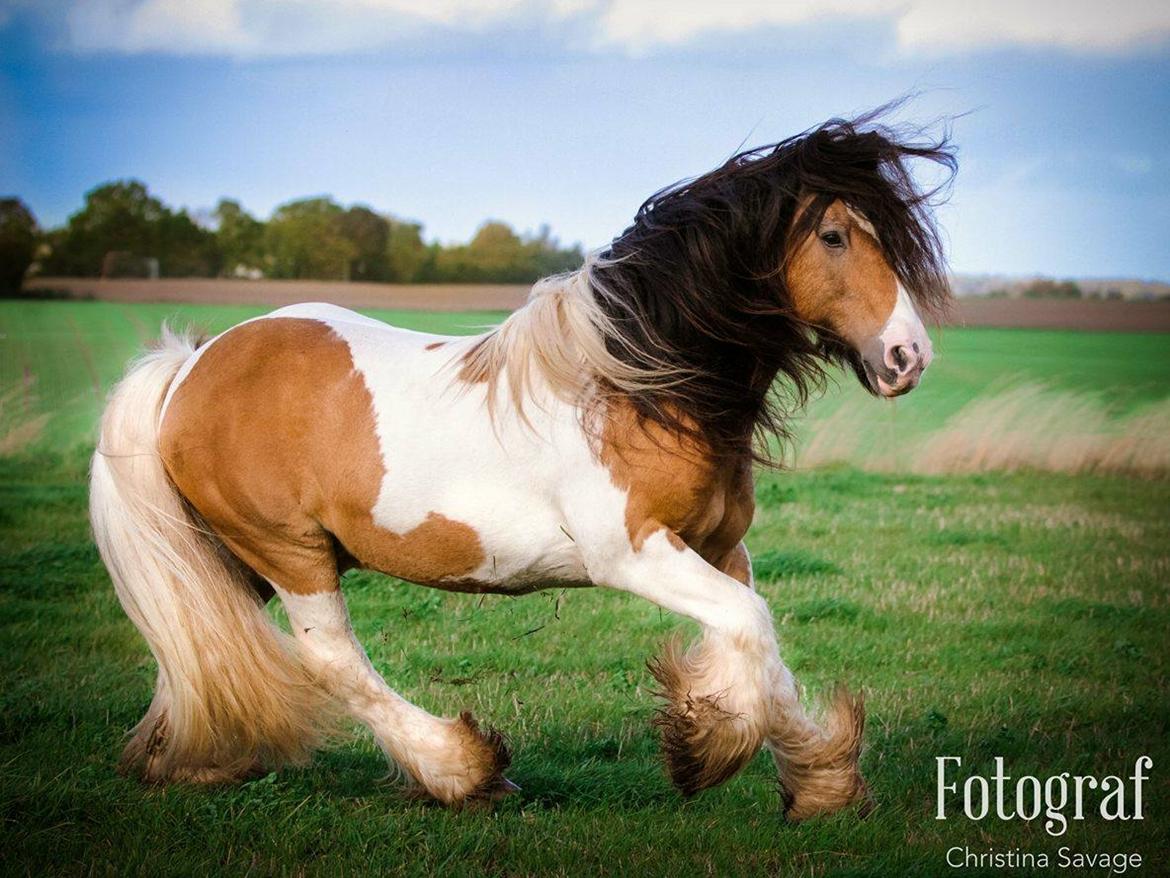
[948,297,1170,332]
[23,277,529,312]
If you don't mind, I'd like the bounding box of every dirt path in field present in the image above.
[21,277,1170,331]
[23,277,529,312]
[951,297,1170,332]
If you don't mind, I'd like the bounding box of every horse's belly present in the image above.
[351,482,592,595]
[313,314,598,594]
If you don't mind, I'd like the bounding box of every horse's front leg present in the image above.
[716,541,871,820]
[601,528,868,817]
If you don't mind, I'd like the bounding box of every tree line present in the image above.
[985,279,1091,299]
[0,181,585,292]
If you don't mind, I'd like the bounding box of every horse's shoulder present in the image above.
[597,398,754,557]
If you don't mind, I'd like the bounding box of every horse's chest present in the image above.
[646,469,754,563]
[591,401,753,563]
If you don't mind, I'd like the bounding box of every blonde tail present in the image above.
[90,327,332,784]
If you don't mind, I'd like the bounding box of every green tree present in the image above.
[432,221,524,282]
[1022,279,1083,299]
[264,197,356,280]
[214,199,265,276]
[32,179,585,284]
[431,220,582,282]
[0,198,38,293]
[156,209,219,277]
[523,223,583,278]
[467,220,527,279]
[42,180,165,275]
[385,219,428,282]
[339,206,390,281]
[38,180,217,277]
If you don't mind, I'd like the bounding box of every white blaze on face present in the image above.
[872,283,933,396]
[844,205,934,397]
[882,284,932,363]
[845,205,878,241]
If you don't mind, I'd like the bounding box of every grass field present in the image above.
[2,300,1169,875]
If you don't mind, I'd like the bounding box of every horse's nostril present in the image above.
[891,344,910,372]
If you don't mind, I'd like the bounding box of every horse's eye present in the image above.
[820,231,844,248]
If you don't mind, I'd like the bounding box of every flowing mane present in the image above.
[460,108,956,463]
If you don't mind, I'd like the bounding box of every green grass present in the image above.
[2,301,1169,875]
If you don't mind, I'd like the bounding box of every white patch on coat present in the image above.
[322,310,606,590]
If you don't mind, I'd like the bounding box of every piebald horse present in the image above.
[91,114,953,819]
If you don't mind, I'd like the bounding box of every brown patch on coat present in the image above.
[785,200,898,348]
[718,542,752,587]
[648,636,765,796]
[343,512,485,590]
[424,341,446,351]
[161,318,485,594]
[598,399,754,564]
[598,401,765,795]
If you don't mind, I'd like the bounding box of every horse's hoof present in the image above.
[456,774,520,810]
[476,774,521,801]
[496,777,521,796]
[856,786,877,819]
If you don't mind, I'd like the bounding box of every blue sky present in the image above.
[2,1,1169,279]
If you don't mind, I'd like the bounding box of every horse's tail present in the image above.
[90,327,331,783]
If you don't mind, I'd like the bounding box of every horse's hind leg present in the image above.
[196,500,513,804]
[271,577,514,805]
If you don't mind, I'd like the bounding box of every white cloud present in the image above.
[69,0,252,54]
[893,0,1170,54]
[65,0,550,55]
[594,0,889,52]
[54,0,1170,57]
[594,0,1170,54]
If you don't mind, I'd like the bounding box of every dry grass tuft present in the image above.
[799,384,1170,477]
[0,382,49,454]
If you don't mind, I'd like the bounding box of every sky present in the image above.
[2,1,1169,280]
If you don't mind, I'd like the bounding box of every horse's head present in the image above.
[588,108,954,460]
[786,198,933,398]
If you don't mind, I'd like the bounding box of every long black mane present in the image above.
[589,107,956,464]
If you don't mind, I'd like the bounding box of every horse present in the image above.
[90,112,954,820]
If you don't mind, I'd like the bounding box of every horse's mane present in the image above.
[460,107,956,464]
